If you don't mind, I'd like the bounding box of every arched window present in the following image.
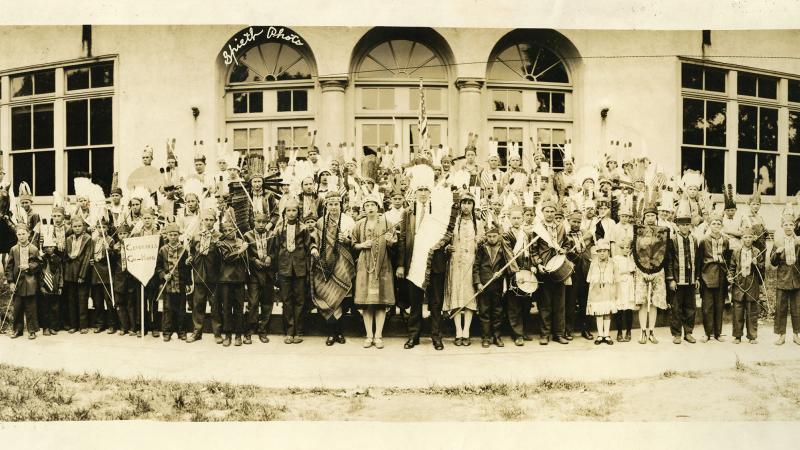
[488,43,569,83]
[352,30,453,164]
[222,26,317,161]
[487,35,574,171]
[357,40,446,80]
[228,42,312,83]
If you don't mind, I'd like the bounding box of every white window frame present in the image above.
[0,55,118,204]
[678,57,800,203]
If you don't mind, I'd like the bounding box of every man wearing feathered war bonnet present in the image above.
[397,165,449,351]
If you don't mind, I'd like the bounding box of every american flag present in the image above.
[417,77,429,154]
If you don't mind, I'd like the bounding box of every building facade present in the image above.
[1,26,799,226]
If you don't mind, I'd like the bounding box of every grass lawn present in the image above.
[2,356,799,422]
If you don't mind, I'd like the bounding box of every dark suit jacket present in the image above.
[473,243,507,285]
[531,221,567,268]
[728,246,765,301]
[63,233,92,283]
[698,235,730,288]
[565,229,592,283]
[269,222,316,277]
[189,230,221,284]
[156,244,191,292]
[245,229,272,284]
[218,236,249,283]
[109,245,133,294]
[5,243,41,296]
[667,232,702,285]
[770,239,800,290]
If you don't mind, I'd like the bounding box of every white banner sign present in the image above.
[124,235,160,285]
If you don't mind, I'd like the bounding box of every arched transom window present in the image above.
[228,42,313,84]
[357,39,446,80]
[489,42,569,83]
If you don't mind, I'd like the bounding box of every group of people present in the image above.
[2,136,800,350]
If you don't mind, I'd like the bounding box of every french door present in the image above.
[356,118,448,166]
[226,120,314,164]
[489,121,572,171]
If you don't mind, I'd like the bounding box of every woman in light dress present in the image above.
[352,194,396,349]
[444,194,484,346]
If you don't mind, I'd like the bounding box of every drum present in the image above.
[544,254,574,283]
[511,269,539,294]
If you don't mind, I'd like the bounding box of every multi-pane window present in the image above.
[277,126,310,153]
[361,88,395,110]
[789,79,800,103]
[362,124,395,154]
[536,91,566,114]
[536,127,567,170]
[492,90,522,112]
[10,103,56,196]
[736,104,778,195]
[64,62,115,196]
[11,70,56,97]
[788,110,800,196]
[492,127,523,168]
[737,72,778,99]
[277,89,308,112]
[233,91,264,114]
[233,127,264,153]
[681,64,726,93]
[409,88,442,112]
[680,76,727,194]
[65,63,113,91]
[408,123,441,155]
[7,62,115,199]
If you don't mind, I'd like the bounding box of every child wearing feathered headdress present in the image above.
[38,223,64,336]
[6,225,41,339]
[63,216,92,334]
[769,214,800,346]
[698,212,730,342]
[89,218,117,334]
[727,225,763,344]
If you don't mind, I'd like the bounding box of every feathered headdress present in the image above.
[52,191,66,215]
[407,164,435,193]
[575,165,599,187]
[17,181,32,202]
[723,183,736,210]
[562,139,574,165]
[464,132,478,155]
[680,169,703,191]
[487,137,500,161]
[166,138,177,164]
[183,178,204,201]
[531,139,545,162]
[508,141,521,162]
[449,169,471,194]
[674,193,692,223]
[193,140,206,163]
[74,177,109,228]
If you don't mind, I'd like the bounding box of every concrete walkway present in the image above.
[1,328,799,389]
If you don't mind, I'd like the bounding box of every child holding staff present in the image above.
[728,225,764,344]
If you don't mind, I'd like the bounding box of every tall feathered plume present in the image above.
[74,177,109,228]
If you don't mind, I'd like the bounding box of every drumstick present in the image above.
[446,233,541,320]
